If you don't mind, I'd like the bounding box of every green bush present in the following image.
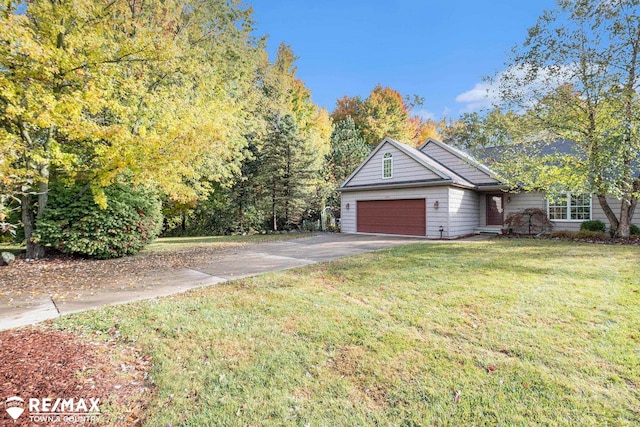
[630,224,640,236]
[580,220,606,233]
[34,183,163,259]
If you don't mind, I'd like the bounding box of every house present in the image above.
[338,137,635,238]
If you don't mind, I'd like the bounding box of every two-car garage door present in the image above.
[356,199,426,236]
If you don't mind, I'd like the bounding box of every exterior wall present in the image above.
[346,142,440,187]
[448,188,480,236]
[420,142,498,184]
[340,186,450,238]
[499,192,635,232]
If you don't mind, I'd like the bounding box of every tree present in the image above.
[252,43,330,230]
[331,95,365,130]
[441,109,538,151]
[324,117,370,207]
[260,114,315,230]
[332,85,435,147]
[360,85,415,146]
[412,117,445,145]
[0,0,261,256]
[498,0,640,237]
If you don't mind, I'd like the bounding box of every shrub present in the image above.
[550,230,606,240]
[630,224,640,236]
[34,183,163,259]
[325,224,341,233]
[574,230,606,239]
[580,220,606,233]
[504,208,553,235]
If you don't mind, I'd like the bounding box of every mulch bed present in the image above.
[0,328,151,426]
[499,234,640,245]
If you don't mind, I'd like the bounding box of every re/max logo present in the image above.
[28,398,100,413]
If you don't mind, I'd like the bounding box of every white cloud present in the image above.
[455,81,500,112]
[413,108,436,121]
[455,63,582,113]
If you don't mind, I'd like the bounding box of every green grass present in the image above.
[55,239,640,426]
[143,232,309,252]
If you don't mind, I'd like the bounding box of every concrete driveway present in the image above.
[0,233,489,330]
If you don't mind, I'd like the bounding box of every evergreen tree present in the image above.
[260,114,315,230]
[325,117,370,207]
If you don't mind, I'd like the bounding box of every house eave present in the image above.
[339,179,462,192]
[475,183,510,191]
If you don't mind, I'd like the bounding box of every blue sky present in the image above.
[251,0,558,120]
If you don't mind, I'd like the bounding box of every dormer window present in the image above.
[382,152,393,178]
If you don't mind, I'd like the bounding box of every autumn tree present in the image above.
[331,95,365,130]
[359,85,415,146]
[0,0,261,256]
[331,85,440,147]
[498,0,640,237]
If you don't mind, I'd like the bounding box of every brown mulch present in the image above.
[499,234,640,245]
[0,246,240,425]
[0,328,151,426]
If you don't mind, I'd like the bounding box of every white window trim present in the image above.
[546,192,592,222]
[382,153,393,179]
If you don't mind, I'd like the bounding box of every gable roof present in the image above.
[471,138,581,164]
[339,137,476,190]
[419,138,500,182]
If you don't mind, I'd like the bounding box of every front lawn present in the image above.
[55,240,640,425]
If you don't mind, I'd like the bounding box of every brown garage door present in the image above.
[357,199,426,236]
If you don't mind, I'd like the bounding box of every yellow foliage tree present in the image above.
[0,0,261,257]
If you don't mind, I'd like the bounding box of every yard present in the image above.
[12,239,640,425]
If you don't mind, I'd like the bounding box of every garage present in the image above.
[357,199,426,236]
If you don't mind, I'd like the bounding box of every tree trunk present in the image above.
[618,203,631,238]
[272,183,277,232]
[284,144,291,227]
[22,194,44,259]
[238,203,244,233]
[18,124,51,259]
[597,194,619,237]
[617,185,638,239]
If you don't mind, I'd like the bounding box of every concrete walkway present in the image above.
[0,233,491,330]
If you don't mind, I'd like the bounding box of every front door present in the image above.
[486,194,504,226]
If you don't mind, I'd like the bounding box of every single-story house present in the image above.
[338,137,635,238]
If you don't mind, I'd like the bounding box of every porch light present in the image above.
[433,200,439,209]
[346,203,350,210]
[506,196,511,203]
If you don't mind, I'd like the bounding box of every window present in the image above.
[382,153,392,178]
[547,193,591,221]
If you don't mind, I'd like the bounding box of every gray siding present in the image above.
[340,187,451,238]
[421,142,498,184]
[448,188,480,236]
[346,142,440,187]
[498,192,635,232]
